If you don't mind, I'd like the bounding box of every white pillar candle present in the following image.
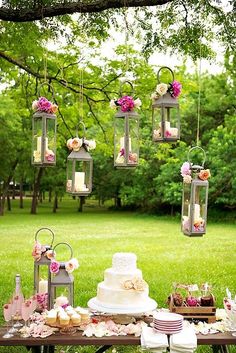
[37,136,42,152]
[55,295,69,307]
[74,172,85,191]
[38,279,48,294]
[169,128,178,137]
[120,137,132,151]
[188,204,201,220]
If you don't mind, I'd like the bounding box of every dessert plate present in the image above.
[88,297,157,315]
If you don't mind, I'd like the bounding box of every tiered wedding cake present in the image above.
[88,253,157,314]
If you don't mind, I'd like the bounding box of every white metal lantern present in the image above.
[32,83,57,166]
[152,67,180,143]
[33,228,54,308]
[113,81,140,168]
[49,242,74,309]
[66,123,93,196]
[181,147,210,237]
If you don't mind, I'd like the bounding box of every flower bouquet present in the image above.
[151,80,182,101]
[110,96,141,112]
[32,97,58,115]
[67,137,96,152]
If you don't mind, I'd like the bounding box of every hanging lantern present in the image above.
[151,67,181,143]
[32,83,58,166]
[49,242,79,309]
[32,228,55,309]
[66,122,95,196]
[181,147,211,237]
[111,81,140,168]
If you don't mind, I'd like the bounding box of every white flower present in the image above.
[70,138,82,152]
[109,99,117,109]
[66,138,73,150]
[32,100,38,110]
[183,175,192,184]
[88,140,96,150]
[156,83,168,96]
[134,98,142,109]
[65,258,79,273]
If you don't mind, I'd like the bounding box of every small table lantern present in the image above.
[32,83,57,166]
[66,122,95,196]
[181,147,211,237]
[151,67,181,143]
[49,242,75,309]
[111,81,140,168]
[32,227,55,308]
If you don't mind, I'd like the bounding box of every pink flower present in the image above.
[181,162,191,177]
[37,97,52,113]
[117,96,135,112]
[165,130,172,138]
[45,150,55,162]
[50,260,60,274]
[65,258,79,273]
[32,241,42,261]
[171,80,182,98]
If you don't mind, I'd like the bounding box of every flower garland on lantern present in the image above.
[32,97,58,115]
[151,80,182,101]
[50,257,79,275]
[32,241,54,262]
[67,137,96,152]
[110,96,141,112]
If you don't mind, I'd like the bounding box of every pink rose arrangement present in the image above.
[50,257,79,275]
[151,79,182,100]
[32,97,58,114]
[110,96,141,113]
[32,241,53,262]
[50,260,60,274]
[67,137,96,152]
[180,161,211,183]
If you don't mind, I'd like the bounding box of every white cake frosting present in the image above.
[92,252,156,311]
[112,252,137,272]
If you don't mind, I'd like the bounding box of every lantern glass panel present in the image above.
[153,106,180,142]
[114,116,125,166]
[128,116,139,165]
[32,116,43,164]
[67,159,91,194]
[45,117,56,164]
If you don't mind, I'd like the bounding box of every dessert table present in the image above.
[0,326,233,353]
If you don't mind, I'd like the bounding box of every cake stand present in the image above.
[88,297,157,315]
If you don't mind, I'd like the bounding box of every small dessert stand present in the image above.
[88,297,157,315]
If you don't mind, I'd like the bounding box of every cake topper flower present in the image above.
[123,277,147,292]
[32,97,58,114]
[110,96,141,112]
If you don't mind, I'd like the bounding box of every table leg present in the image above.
[42,346,55,353]
[30,346,42,353]
[95,345,113,353]
[212,345,230,353]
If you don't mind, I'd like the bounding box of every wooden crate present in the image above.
[169,294,216,323]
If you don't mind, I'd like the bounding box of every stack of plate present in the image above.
[153,312,183,334]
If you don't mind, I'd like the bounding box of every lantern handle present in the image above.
[38,82,55,99]
[75,121,86,139]
[119,80,134,97]
[187,146,206,168]
[35,227,55,247]
[157,66,175,84]
[52,242,73,260]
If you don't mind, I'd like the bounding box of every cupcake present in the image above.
[71,313,81,325]
[59,313,70,326]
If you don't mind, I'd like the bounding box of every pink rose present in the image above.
[171,80,182,98]
[65,258,79,273]
[181,162,191,177]
[50,260,60,274]
[32,241,42,261]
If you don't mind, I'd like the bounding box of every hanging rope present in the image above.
[196,9,203,147]
[123,0,129,75]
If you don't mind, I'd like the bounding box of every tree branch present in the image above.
[0,0,173,22]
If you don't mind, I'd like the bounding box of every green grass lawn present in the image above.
[0,197,236,353]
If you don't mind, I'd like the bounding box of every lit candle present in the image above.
[38,279,48,294]
[55,295,69,307]
[74,172,85,191]
[120,137,132,151]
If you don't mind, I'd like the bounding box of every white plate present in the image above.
[153,312,183,322]
[87,297,157,315]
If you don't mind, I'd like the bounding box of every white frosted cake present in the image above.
[88,252,157,313]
